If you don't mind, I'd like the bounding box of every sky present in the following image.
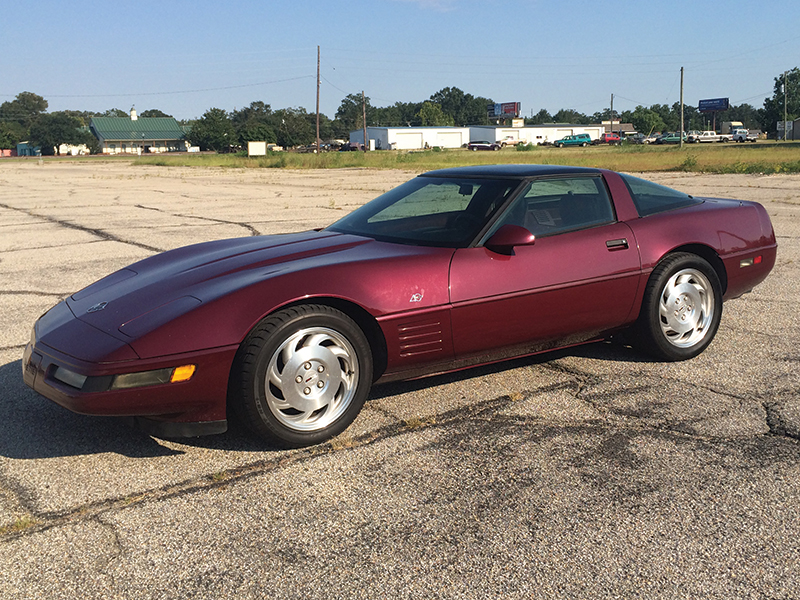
[2,0,799,121]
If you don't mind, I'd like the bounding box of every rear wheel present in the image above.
[633,253,722,361]
[230,305,373,447]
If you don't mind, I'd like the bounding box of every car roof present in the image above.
[422,164,603,178]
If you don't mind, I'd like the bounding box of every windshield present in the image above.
[327,176,521,247]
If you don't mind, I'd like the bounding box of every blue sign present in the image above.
[698,98,729,112]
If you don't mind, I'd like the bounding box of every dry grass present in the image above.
[15,140,800,173]
[131,140,800,173]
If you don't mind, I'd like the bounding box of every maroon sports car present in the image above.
[23,165,776,447]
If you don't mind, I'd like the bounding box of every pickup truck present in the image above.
[688,130,729,143]
[731,129,758,143]
[498,136,525,147]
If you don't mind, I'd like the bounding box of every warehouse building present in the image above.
[350,124,606,150]
[350,126,471,150]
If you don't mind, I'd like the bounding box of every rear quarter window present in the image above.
[621,174,702,217]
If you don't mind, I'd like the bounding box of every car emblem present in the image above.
[410,293,423,303]
[86,301,108,313]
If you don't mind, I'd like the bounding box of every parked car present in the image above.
[731,129,758,143]
[627,133,648,144]
[468,140,501,151]
[23,165,776,448]
[655,132,688,144]
[593,133,622,146]
[554,133,592,147]
[643,133,661,144]
[499,136,525,147]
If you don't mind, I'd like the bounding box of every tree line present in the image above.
[1,68,797,154]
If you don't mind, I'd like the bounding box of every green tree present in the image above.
[762,68,800,136]
[552,109,590,124]
[271,107,316,147]
[0,122,26,148]
[187,107,235,151]
[101,108,128,117]
[231,101,276,145]
[417,101,454,126]
[380,101,423,127]
[334,93,375,137]
[140,109,172,118]
[28,112,84,155]
[429,87,492,126]
[630,105,666,135]
[526,109,552,125]
[0,91,48,135]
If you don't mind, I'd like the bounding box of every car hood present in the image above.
[65,230,455,355]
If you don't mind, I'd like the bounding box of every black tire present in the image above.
[633,253,722,361]
[230,304,373,448]
[581,142,588,147]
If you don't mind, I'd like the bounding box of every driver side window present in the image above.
[491,176,615,238]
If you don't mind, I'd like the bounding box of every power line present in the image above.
[0,75,315,100]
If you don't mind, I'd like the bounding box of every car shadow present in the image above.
[369,338,650,399]
[0,359,265,459]
[0,340,650,459]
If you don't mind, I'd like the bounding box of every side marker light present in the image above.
[170,364,196,383]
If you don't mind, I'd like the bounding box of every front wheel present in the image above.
[633,253,722,361]
[230,304,373,447]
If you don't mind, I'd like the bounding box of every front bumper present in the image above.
[22,302,238,432]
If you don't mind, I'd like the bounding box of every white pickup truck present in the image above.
[731,128,758,143]
[688,130,729,143]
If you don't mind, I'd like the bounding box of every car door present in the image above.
[449,175,641,361]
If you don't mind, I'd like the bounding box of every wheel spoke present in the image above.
[263,325,361,433]
[657,267,715,349]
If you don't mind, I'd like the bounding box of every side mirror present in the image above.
[484,224,535,255]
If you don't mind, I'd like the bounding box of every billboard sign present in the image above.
[698,98,729,112]
[488,102,521,118]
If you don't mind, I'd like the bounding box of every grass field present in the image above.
[18,140,800,173]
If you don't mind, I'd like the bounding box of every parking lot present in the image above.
[1,160,799,598]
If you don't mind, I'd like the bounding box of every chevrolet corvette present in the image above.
[22,165,777,447]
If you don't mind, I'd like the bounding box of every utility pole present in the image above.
[362,91,368,152]
[680,67,685,149]
[785,70,788,141]
[610,93,614,136]
[316,46,321,154]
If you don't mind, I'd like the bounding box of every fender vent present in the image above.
[397,319,444,358]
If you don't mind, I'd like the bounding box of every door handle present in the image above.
[606,238,628,250]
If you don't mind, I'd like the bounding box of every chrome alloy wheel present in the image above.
[265,326,359,431]
[658,268,715,348]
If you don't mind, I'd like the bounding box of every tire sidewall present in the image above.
[237,305,373,447]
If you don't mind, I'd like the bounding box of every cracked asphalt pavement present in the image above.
[0,161,798,599]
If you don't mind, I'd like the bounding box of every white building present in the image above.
[350,124,606,150]
[470,124,606,145]
[350,127,470,150]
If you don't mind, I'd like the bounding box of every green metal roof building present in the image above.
[90,108,188,154]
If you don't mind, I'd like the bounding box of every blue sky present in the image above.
[2,0,798,120]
